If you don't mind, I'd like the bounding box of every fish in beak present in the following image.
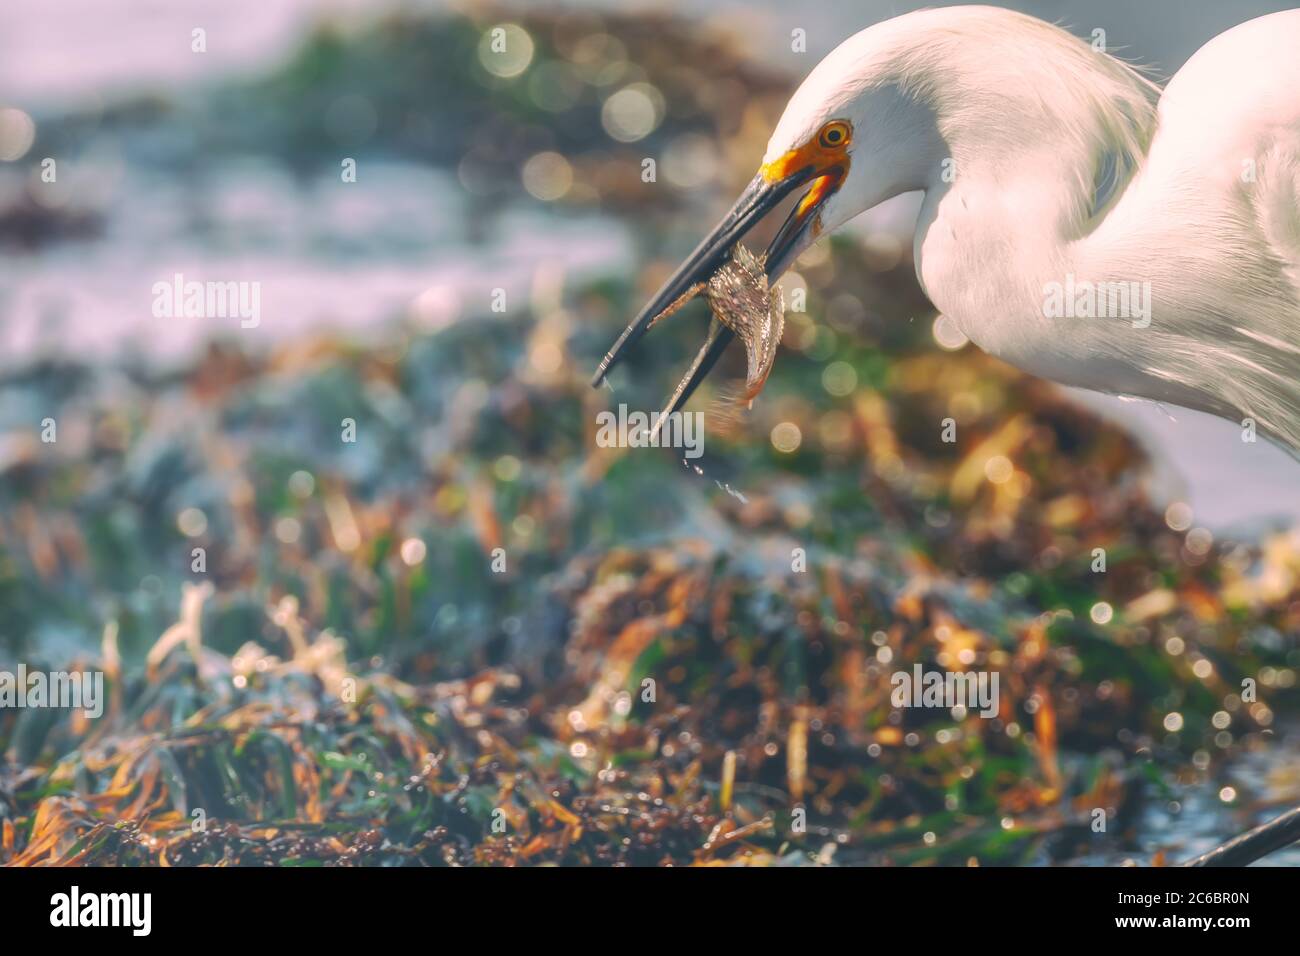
[591,121,852,421]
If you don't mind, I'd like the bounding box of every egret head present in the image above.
[590,18,946,412]
[755,116,855,279]
[757,66,945,278]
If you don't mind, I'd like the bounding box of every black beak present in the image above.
[590,166,817,417]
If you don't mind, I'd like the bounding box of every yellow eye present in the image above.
[818,121,851,149]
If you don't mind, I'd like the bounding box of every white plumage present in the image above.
[764,5,1300,452]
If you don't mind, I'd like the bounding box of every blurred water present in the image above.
[0,158,631,363]
[1073,729,1300,867]
[0,0,386,108]
[1067,391,1300,537]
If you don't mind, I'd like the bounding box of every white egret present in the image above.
[593,6,1300,454]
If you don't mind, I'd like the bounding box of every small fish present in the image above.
[706,245,786,400]
[649,243,785,402]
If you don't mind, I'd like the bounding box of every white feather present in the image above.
[767,6,1300,453]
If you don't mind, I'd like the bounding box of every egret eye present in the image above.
[818,121,851,149]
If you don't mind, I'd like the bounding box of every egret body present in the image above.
[594,6,1300,454]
